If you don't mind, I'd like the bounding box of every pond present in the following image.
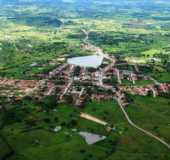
[79,131,106,145]
[67,55,103,68]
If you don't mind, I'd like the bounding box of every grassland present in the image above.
[1,17,170,80]
[1,97,170,160]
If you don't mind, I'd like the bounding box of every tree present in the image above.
[166,62,170,71]
[0,98,14,159]
[64,94,73,104]
[73,66,81,77]
[40,95,58,111]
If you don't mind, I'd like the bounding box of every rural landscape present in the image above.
[0,0,170,160]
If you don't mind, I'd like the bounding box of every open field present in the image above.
[1,97,170,160]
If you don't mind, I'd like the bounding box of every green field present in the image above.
[1,96,170,160]
[0,1,170,79]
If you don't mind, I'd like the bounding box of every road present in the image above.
[59,80,73,100]
[115,95,170,150]
[149,76,160,85]
[81,29,114,61]
[59,65,74,100]
[82,29,170,149]
[82,29,89,43]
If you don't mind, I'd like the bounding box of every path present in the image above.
[81,29,114,62]
[115,93,170,150]
[80,112,108,126]
[149,76,160,85]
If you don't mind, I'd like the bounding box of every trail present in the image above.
[81,29,113,61]
[80,29,170,149]
[80,112,108,126]
[149,76,160,85]
[115,95,170,150]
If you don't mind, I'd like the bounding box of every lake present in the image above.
[67,55,103,68]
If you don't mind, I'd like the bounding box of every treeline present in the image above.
[9,16,62,27]
[88,31,170,54]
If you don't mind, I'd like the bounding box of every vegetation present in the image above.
[0,98,170,160]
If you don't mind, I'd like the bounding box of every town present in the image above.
[1,1,170,159]
[1,37,170,107]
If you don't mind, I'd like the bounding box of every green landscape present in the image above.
[0,0,170,160]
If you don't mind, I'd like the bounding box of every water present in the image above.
[79,131,106,145]
[67,55,103,68]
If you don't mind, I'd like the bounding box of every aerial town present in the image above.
[1,36,170,107]
[1,1,170,160]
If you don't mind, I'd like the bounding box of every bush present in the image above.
[40,95,58,110]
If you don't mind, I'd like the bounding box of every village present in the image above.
[1,51,170,107]
[1,1,170,159]
[1,30,170,150]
